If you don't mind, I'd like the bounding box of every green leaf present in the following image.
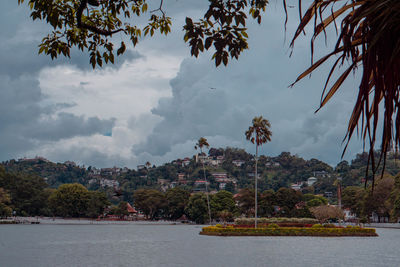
[117,42,126,56]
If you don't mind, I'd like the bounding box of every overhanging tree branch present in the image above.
[77,0,124,36]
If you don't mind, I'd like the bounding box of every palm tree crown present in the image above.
[195,137,210,152]
[245,116,272,146]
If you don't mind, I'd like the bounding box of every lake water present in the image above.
[1,224,400,267]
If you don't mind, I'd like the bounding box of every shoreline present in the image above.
[0,217,196,225]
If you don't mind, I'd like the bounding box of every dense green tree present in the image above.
[258,189,275,217]
[0,188,12,217]
[86,191,110,218]
[185,193,209,224]
[362,175,395,221]
[224,182,236,193]
[165,188,190,220]
[245,116,272,228]
[274,187,302,217]
[390,173,400,220]
[133,189,166,220]
[109,201,129,218]
[304,194,328,208]
[210,190,236,219]
[342,186,365,217]
[0,167,48,216]
[48,183,90,217]
[236,188,257,217]
[391,195,400,221]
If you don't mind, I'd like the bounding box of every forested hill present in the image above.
[3,148,400,204]
[2,158,88,188]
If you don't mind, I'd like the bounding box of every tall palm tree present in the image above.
[195,137,212,225]
[145,161,151,181]
[245,116,272,228]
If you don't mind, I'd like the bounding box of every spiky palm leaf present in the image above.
[245,116,272,146]
[289,0,400,188]
[195,137,210,151]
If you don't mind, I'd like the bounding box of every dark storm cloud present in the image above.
[0,2,121,161]
[0,75,115,161]
[132,6,363,165]
[29,113,116,141]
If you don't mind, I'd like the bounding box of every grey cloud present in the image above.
[40,146,129,168]
[0,75,115,161]
[29,113,116,141]
[133,9,364,166]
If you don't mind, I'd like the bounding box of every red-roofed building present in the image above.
[127,203,137,214]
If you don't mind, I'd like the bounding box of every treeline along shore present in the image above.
[1,148,400,223]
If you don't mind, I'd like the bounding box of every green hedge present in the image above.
[234,217,319,225]
[200,225,377,237]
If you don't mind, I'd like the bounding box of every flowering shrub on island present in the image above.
[200,224,377,237]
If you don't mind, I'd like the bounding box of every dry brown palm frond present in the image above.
[289,0,400,188]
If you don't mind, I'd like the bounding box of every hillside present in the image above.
[3,148,399,204]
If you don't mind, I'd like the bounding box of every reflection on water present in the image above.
[1,224,399,267]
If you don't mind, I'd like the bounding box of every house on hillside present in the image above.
[313,170,330,178]
[194,180,210,186]
[290,182,304,191]
[307,177,317,186]
[177,173,186,180]
[193,180,209,192]
[101,168,114,176]
[266,161,280,168]
[232,160,245,167]
[157,178,170,192]
[182,158,191,167]
[100,178,119,188]
[196,154,210,164]
[248,172,261,179]
[89,168,101,176]
[211,172,228,181]
[64,161,76,167]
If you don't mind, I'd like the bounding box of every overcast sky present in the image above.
[0,0,365,168]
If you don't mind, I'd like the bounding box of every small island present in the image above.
[200,218,378,237]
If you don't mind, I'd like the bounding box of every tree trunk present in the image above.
[201,148,212,225]
[255,144,258,229]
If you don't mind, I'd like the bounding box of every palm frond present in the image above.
[289,0,400,188]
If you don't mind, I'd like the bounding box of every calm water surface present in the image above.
[1,224,399,267]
